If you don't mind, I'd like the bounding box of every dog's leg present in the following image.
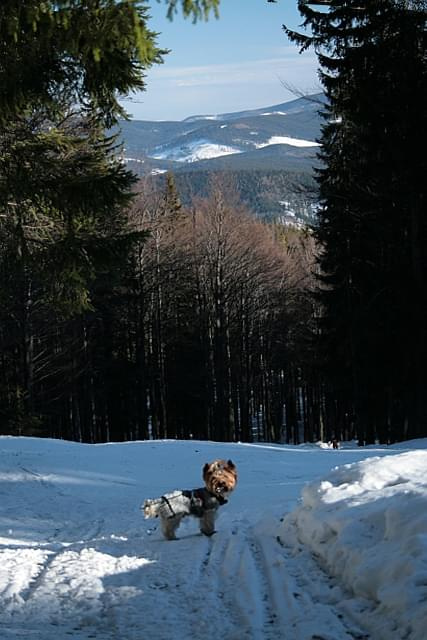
[160,515,177,540]
[160,515,184,540]
[200,509,216,536]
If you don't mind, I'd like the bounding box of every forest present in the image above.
[148,168,319,223]
[0,0,426,445]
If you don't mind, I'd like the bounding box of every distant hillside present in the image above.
[118,93,325,223]
[149,169,318,224]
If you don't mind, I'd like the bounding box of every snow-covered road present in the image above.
[1,437,426,639]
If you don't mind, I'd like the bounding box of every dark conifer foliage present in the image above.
[0,1,221,440]
[285,0,427,443]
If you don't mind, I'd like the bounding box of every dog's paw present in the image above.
[201,530,216,537]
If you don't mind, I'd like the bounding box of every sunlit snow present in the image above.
[1,436,426,640]
[256,135,320,148]
[122,156,145,164]
[151,140,242,162]
[260,111,287,116]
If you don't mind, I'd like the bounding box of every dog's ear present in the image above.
[202,462,209,477]
[227,459,235,469]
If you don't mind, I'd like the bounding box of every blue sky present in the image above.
[121,1,320,121]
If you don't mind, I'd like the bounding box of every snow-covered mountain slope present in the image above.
[151,134,319,164]
[119,93,323,173]
[151,139,242,163]
[118,94,323,222]
[183,93,325,124]
[1,436,426,640]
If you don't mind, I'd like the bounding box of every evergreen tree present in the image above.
[0,1,220,125]
[0,0,221,436]
[285,0,427,442]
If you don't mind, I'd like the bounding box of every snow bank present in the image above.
[281,451,427,640]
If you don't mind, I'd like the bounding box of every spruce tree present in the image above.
[285,0,427,442]
[0,0,222,437]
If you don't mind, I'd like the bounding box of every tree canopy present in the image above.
[0,0,222,436]
[0,1,220,127]
[285,0,427,442]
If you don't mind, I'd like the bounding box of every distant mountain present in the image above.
[118,93,325,223]
[187,94,325,123]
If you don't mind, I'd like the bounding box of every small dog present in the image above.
[143,459,237,540]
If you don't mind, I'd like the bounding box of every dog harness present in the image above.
[160,494,179,518]
[185,488,227,513]
[160,488,225,519]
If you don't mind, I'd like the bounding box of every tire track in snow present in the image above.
[2,518,370,640]
[273,529,371,640]
[177,529,254,640]
[189,516,371,640]
[161,519,282,639]
[19,517,106,601]
[107,529,247,640]
[0,516,119,640]
[19,549,58,605]
[212,522,285,639]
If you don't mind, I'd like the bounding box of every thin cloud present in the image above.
[123,54,319,120]
[147,54,318,88]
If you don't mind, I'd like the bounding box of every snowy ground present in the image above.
[1,436,426,640]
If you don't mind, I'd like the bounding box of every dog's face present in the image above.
[203,459,237,499]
